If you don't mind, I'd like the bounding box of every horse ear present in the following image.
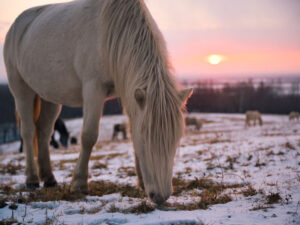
[179,88,193,104]
[135,88,146,109]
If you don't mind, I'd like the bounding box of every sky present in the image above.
[0,0,300,82]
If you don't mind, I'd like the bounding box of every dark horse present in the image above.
[112,123,128,140]
[19,118,69,152]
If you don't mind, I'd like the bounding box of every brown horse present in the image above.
[4,0,192,204]
[112,123,128,140]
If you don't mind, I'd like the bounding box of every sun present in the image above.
[207,54,225,65]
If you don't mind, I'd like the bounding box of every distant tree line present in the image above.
[1,79,300,125]
[0,84,122,124]
[186,80,300,114]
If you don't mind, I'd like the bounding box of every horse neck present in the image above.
[100,0,173,106]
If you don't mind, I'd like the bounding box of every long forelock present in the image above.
[141,74,184,193]
[101,0,184,193]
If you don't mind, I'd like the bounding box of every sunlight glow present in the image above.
[207,54,225,65]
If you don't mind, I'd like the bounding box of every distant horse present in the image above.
[185,117,202,130]
[19,117,69,152]
[245,111,263,126]
[50,118,69,149]
[4,0,192,204]
[289,111,299,121]
[112,123,128,140]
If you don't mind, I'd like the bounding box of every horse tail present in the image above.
[33,95,41,158]
[15,110,22,152]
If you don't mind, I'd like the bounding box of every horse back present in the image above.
[4,5,51,62]
[4,0,104,107]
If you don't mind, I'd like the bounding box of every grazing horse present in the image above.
[4,0,192,204]
[245,111,263,127]
[50,118,69,149]
[112,123,128,140]
[289,111,299,121]
[185,117,202,130]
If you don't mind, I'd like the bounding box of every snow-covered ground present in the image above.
[0,113,299,225]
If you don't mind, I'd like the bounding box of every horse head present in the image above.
[130,88,192,204]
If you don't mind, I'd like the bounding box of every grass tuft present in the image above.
[0,163,23,175]
[128,201,155,214]
[266,193,282,204]
[285,142,295,150]
[242,185,257,197]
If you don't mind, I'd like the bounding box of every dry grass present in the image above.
[0,181,146,203]
[107,200,155,214]
[92,162,107,169]
[59,158,78,165]
[242,185,257,197]
[284,142,296,150]
[0,163,23,175]
[209,138,231,145]
[256,146,273,152]
[0,176,245,212]
[88,181,146,199]
[171,176,244,209]
[172,176,243,196]
[255,161,266,167]
[171,192,232,210]
[128,201,155,214]
[0,219,19,225]
[266,193,282,204]
[89,155,106,161]
[117,166,136,177]
[251,204,274,211]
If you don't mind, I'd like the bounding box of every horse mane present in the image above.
[101,0,184,192]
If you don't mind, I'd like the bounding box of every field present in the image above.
[0,113,299,225]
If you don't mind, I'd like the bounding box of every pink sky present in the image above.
[1,0,300,81]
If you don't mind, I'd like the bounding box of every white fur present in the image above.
[4,0,192,204]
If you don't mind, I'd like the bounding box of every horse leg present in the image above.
[71,89,104,193]
[135,153,144,190]
[12,83,39,188]
[112,130,116,140]
[123,130,128,140]
[36,100,61,187]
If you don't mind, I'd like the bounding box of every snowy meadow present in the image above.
[0,113,299,225]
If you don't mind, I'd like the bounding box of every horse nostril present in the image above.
[149,192,165,205]
[149,192,155,200]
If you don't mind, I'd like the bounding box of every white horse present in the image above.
[4,0,192,205]
[245,111,263,127]
[185,117,202,130]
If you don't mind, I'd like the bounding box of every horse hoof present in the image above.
[26,181,40,190]
[44,179,58,188]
